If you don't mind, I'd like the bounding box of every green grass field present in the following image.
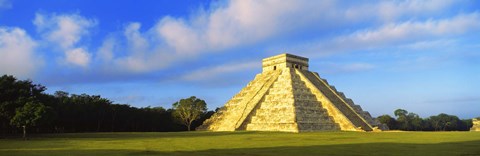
[1,131,479,156]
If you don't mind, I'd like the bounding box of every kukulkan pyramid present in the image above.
[198,53,384,132]
[472,118,480,131]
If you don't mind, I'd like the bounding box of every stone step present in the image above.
[293,94,317,99]
[294,108,329,114]
[345,98,355,106]
[246,123,299,132]
[265,92,316,98]
[254,107,295,114]
[257,102,295,107]
[294,101,322,106]
[267,88,294,94]
[260,99,295,104]
[264,94,295,100]
[296,115,334,122]
[300,70,373,131]
[293,98,322,102]
[297,123,340,131]
[264,93,318,99]
[250,116,296,123]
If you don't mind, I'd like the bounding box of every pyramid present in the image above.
[198,53,382,132]
[472,118,480,131]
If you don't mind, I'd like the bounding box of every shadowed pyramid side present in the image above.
[290,69,341,131]
[298,70,373,131]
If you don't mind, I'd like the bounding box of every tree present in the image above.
[1,75,215,134]
[377,115,396,130]
[172,96,207,131]
[394,109,409,130]
[0,75,47,136]
[408,113,422,131]
[10,100,52,139]
[394,109,408,117]
[426,113,461,131]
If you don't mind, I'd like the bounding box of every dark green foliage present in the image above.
[0,75,212,136]
[46,93,190,133]
[10,100,53,139]
[10,100,51,128]
[377,115,397,130]
[0,75,48,137]
[172,96,207,131]
[378,109,473,131]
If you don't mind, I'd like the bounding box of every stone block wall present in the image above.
[472,118,480,131]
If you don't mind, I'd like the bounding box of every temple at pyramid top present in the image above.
[262,53,309,72]
[198,53,387,132]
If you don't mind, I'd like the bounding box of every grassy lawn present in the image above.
[1,131,479,156]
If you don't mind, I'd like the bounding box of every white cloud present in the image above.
[402,39,456,50]
[345,0,455,22]
[202,0,295,49]
[344,12,479,46]
[106,23,177,73]
[124,23,148,55]
[34,13,96,49]
[0,27,42,78]
[104,0,337,72]
[65,48,91,67]
[296,12,480,56]
[155,18,203,54]
[96,37,116,62]
[34,12,96,67]
[93,0,477,74]
[111,50,176,73]
[181,61,259,81]
[91,23,154,73]
[349,12,480,42]
[153,0,336,53]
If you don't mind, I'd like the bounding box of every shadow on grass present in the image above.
[3,140,480,156]
[16,131,262,140]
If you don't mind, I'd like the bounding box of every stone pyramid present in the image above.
[198,53,382,132]
[472,118,480,131]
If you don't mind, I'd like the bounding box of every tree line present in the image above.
[0,75,214,138]
[1,74,477,138]
[377,109,473,131]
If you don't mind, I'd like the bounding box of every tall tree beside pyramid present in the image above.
[198,53,385,132]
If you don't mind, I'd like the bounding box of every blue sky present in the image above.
[0,0,479,118]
